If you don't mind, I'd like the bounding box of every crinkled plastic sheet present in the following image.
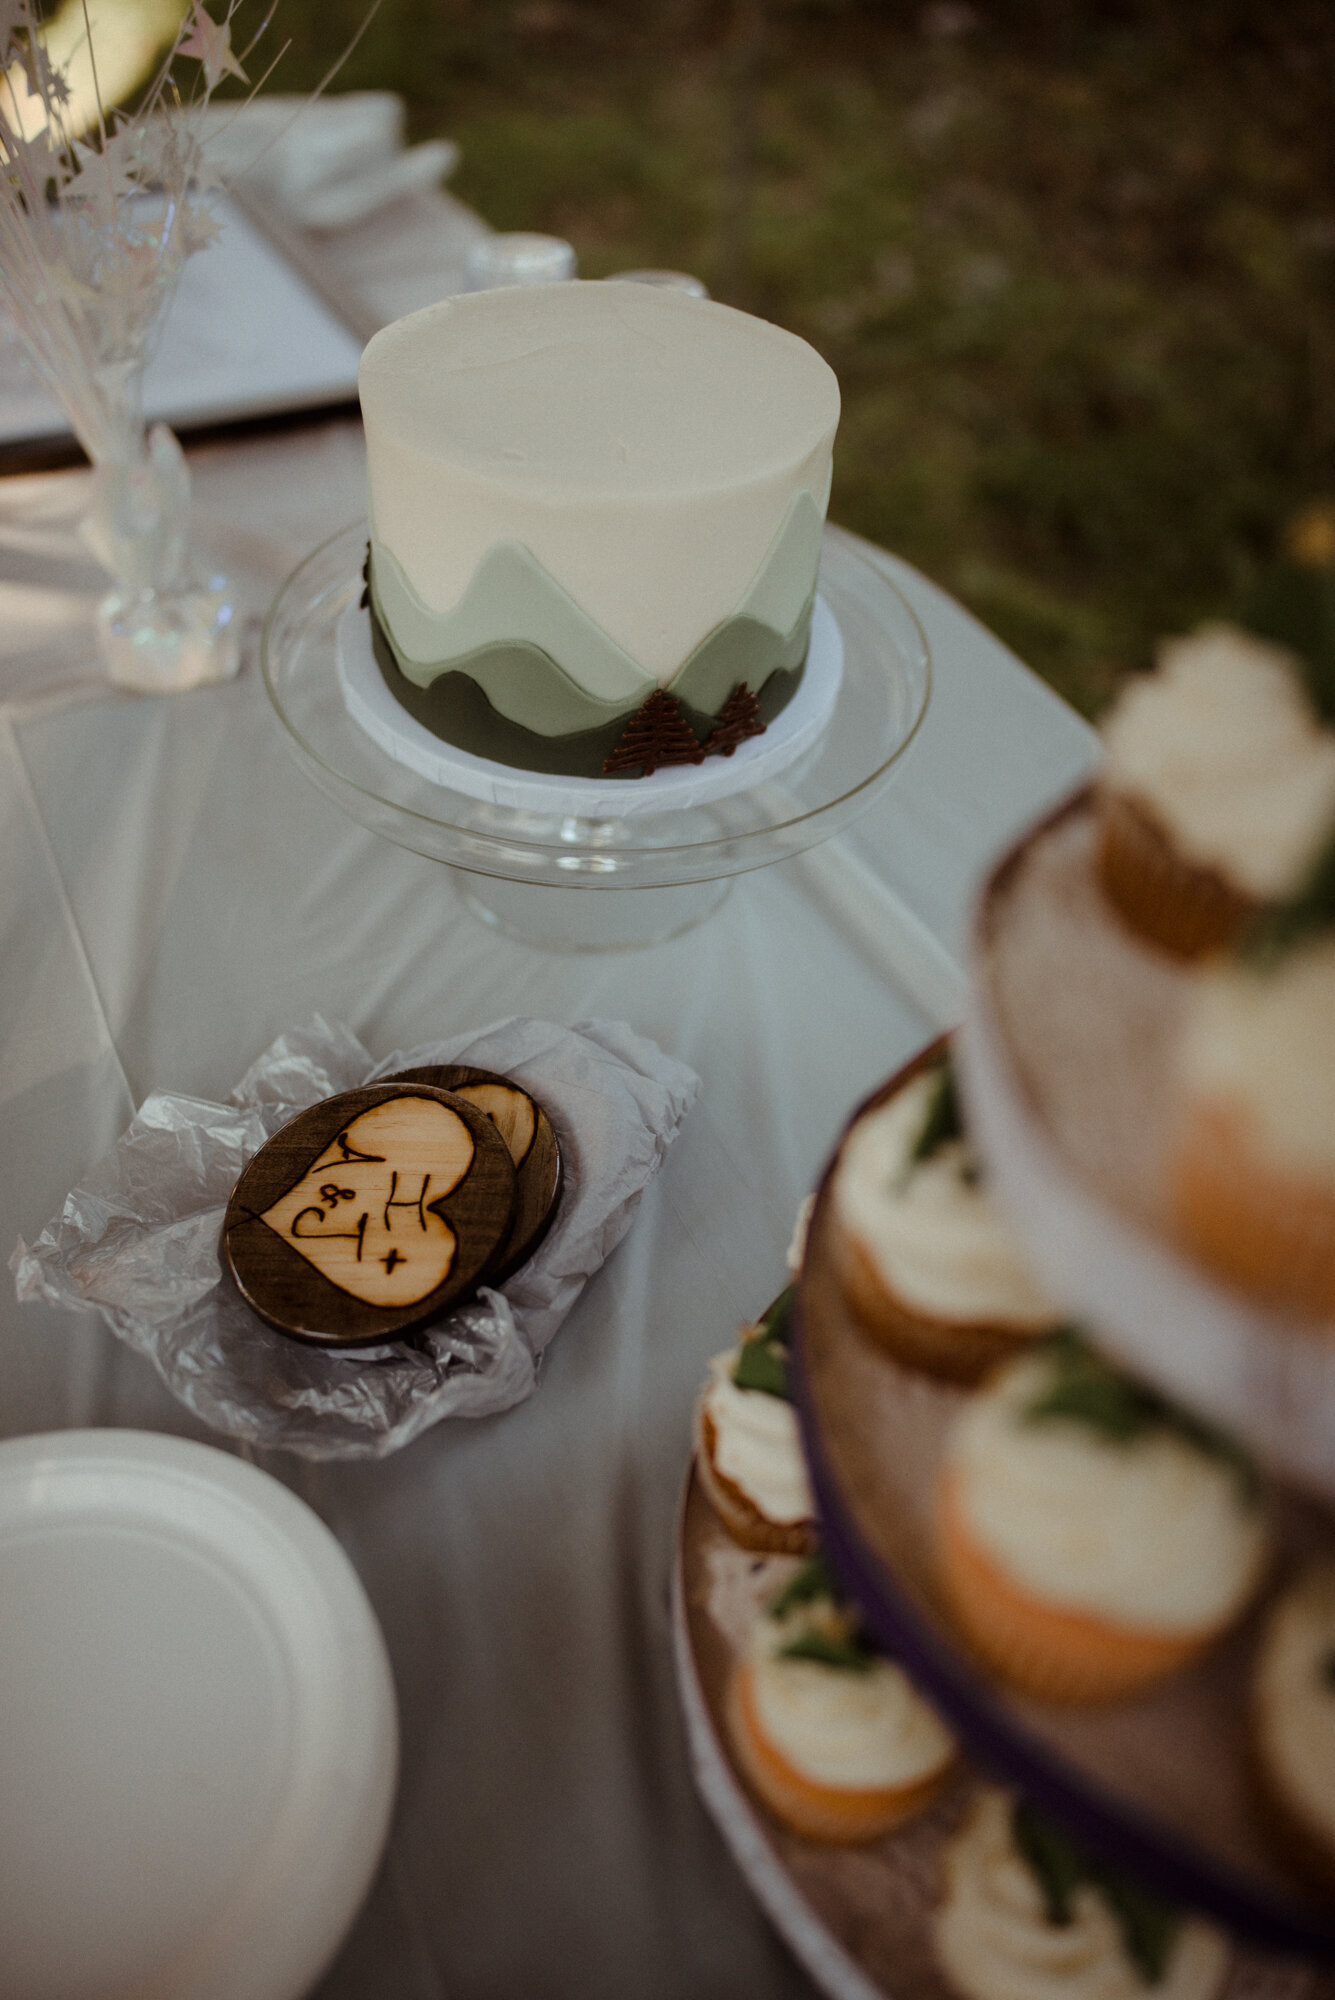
[12,1016,699,1459]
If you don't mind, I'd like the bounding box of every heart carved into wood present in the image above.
[260,1095,475,1309]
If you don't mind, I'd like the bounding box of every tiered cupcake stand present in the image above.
[672,794,1335,1999]
[261,523,930,949]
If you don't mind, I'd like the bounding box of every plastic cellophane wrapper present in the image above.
[12,1015,699,1460]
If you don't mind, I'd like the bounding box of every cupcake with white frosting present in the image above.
[694,1289,817,1556]
[1252,1565,1335,1893]
[936,1334,1269,1704]
[829,1046,1062,1382]
[935,1788,1230,2000]
[1096,622,1335,959]
[727,1553,957,1843]
[1167,850,1335,1317]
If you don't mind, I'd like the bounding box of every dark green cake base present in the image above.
[369,606,806,779]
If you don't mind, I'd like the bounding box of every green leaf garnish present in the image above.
[768,1554,837,1618]
[1097,1872,1180,1987]
[779,1628,876,1672]
[769,1555,880,1672]
[1022,1331,1260,1502]
[1241,819,1335,971]
[730,1287,795,1399]
[1012,1800,1083,1925]
[1011,1800,1179,1985]
[732,1340,788,1398]
[910,1054,965,1165]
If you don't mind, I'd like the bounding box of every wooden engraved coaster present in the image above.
[222,1083,517,1347]
[385,1065,563,1283]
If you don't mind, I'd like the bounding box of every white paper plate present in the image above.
[0,1430,398,2000]
[336,590,845,816]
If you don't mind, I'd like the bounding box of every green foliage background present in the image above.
[256,0,1335,715]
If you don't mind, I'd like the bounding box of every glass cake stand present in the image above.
[261,523,931,949]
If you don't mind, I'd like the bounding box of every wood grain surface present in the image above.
[223,1083,517,1346]
[386,1064,562,1282]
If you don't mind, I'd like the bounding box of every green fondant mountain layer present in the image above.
[369,568,813,742]
[371,485,824,710]
[369,611,806,778]
[375,538,653,709]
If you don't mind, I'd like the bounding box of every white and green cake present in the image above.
[356,282,840,778]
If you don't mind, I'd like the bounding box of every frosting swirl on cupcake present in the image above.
[701,1352,813,1526]
[935,1790,1229,2000]
[748,1594,954,1790]
[945,1349,1267,1633]
[1177,937,1335,1183]
[833,1070,1056,1327]
[1100,623,1335,900]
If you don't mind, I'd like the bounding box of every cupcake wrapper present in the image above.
[1170,1100,1335,1319]
[832,1220,1048,1385]
[726,1660,952,1844]
[1096,789,1258,960]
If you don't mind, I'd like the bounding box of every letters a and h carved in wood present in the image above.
[385,1064,562,1284]
[223,1071,562,1347]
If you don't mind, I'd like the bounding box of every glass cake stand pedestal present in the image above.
[457,875,732,951]
[261,525,932,950]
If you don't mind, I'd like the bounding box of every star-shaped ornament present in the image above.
[177,3,247,89]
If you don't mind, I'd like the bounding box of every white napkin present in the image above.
[195,92,459,231]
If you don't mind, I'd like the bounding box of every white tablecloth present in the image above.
[0,189,1098,2000]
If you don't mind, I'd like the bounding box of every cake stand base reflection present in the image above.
[456,872,732,949]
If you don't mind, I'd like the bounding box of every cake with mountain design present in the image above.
[356,282,840,778]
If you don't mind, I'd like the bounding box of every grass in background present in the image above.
[256,0,1335,715]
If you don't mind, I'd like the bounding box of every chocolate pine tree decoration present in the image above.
[603,691,707,775]
[702,681,766,757]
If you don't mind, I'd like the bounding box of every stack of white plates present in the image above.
[0,1431,398,2000]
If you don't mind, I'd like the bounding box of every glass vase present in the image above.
[86,419,240,694]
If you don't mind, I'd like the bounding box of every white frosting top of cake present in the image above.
[832,1071,1057,1328]
[358,282,839,681]
[945,1352,1268,1632]
[1177,938,1335,1183]
[748,1602,955,1790]
[702,1353,813,1526]
[1254,1565,1335,1849]
[935,1789,1230,2000]
[1100,622,1335,898]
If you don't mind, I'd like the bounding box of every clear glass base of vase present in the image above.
[97,577,241,694]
